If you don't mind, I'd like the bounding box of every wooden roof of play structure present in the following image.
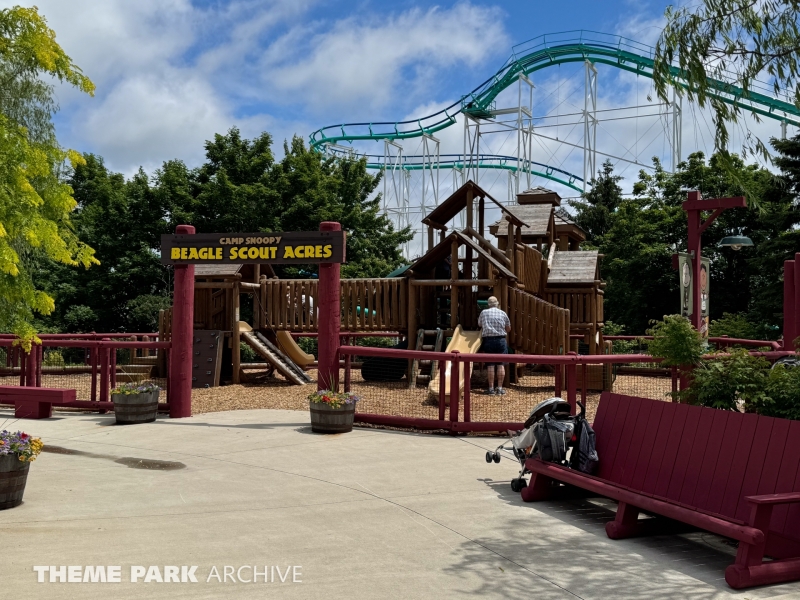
[487,204,555,242]
[423,180,527,230]
[407,230,517,281]
[548,250,600,284]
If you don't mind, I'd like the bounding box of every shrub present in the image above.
[42,350,65,367]
[646,315,704,367]
[682,349,771,411]
[708,312,761,340]
[755,364,800,420]
[240,342,258,363]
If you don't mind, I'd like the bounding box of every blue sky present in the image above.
[8,0,675,176]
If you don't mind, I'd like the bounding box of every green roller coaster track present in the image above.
[310,30,800,164]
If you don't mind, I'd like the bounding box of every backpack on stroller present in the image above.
[485,398,598,492]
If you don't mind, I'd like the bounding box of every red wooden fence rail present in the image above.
[337,345,797,434]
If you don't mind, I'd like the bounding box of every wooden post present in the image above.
[794,253,800,351]
[785,259,796,350]
[318,221,342,392]
[450,238,459,329]
[407,278,418,389]
[428,226,434,252]
[170,224,195,418]
[232,280,241,384]
[252,265,261,329]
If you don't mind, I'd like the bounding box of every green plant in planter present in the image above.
[681,348,771,411]
[646,315,704,367]
[308,390,360,409]
[111,382,161,395]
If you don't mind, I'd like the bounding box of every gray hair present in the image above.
[487,296,499,307]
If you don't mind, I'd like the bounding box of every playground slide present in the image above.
[428,325,482,402]
[276,330,315,369]
[239,323,312,385]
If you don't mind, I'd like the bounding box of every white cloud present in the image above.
[8,0,509,176]
[262,3,509,113]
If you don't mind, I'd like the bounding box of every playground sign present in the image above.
[161,231,345,265]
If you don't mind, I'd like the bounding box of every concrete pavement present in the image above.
[0,407,799,599]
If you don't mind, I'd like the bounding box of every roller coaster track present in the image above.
[310,30,800,152]
[358,153,583,192]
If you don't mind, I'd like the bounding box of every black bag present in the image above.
[533,414,573,463]
[572,417,599,474]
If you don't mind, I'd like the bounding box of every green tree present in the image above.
[0,6,96,347]
[653,0,800,164]
[37,130,412,333]
[585,146,799,335]
[571,160,623,243]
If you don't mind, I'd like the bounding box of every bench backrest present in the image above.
[593,393,800,551]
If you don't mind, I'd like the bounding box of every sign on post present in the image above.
[678,252,710,338]
[160,231,346,265]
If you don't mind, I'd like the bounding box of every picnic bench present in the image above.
[0,386,77,419]
[521,392,800,589]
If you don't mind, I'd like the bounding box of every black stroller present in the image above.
[485,398,588,492]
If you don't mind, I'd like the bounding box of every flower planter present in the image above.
[0,454,30,510]
[113,391,159,425]
[309,401,355,434]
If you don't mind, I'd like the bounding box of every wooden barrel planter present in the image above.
[0,454,30,510]
[113,391,159,425]
[309,402,355,434]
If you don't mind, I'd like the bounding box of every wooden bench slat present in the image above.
[0,385,76,400]
[629,401,665,491]
[653,403,691,498]
[690,409,732,509]
[673,406,717,504]
[642,399,679,495]
[611,395,646,486]
[598,393,631,480]
[718,413,760,518]
[729,416,774,522]
[619,402,658,486]
[705,413,747,515]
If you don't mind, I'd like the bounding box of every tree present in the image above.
[653,0,800,164]
[37,130,412,333]
[571,160,624,243]
[0,6,96,347]
[591,146,799,336]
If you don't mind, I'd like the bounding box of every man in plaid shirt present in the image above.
[477,296,511,395]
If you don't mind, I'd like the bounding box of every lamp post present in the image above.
[682,191,748,331]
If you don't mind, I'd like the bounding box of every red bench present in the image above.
[0,386,77,419]
[522,392,800,589]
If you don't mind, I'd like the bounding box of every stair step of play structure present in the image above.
[240,328,312,386]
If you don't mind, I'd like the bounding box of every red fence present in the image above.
[338,345,795,434]
[0,335,170,413]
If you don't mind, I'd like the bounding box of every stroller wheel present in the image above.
[510,478,526,492]
[492,453,501,463]
[485,451,493,463]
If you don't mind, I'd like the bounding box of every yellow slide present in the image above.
[276,330,315,369]
[428,325,482,403]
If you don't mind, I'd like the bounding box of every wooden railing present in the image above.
[507,287,569,355]
[262,278,407,332]
[513,244,545,295]
[262,279,319,331]
[341,278,407,331]
[544,287,603,327]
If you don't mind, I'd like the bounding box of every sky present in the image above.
[8,0,675,176]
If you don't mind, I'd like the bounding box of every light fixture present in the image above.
[720,235,753,251]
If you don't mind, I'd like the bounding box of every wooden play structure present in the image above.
[174,180,606,388]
